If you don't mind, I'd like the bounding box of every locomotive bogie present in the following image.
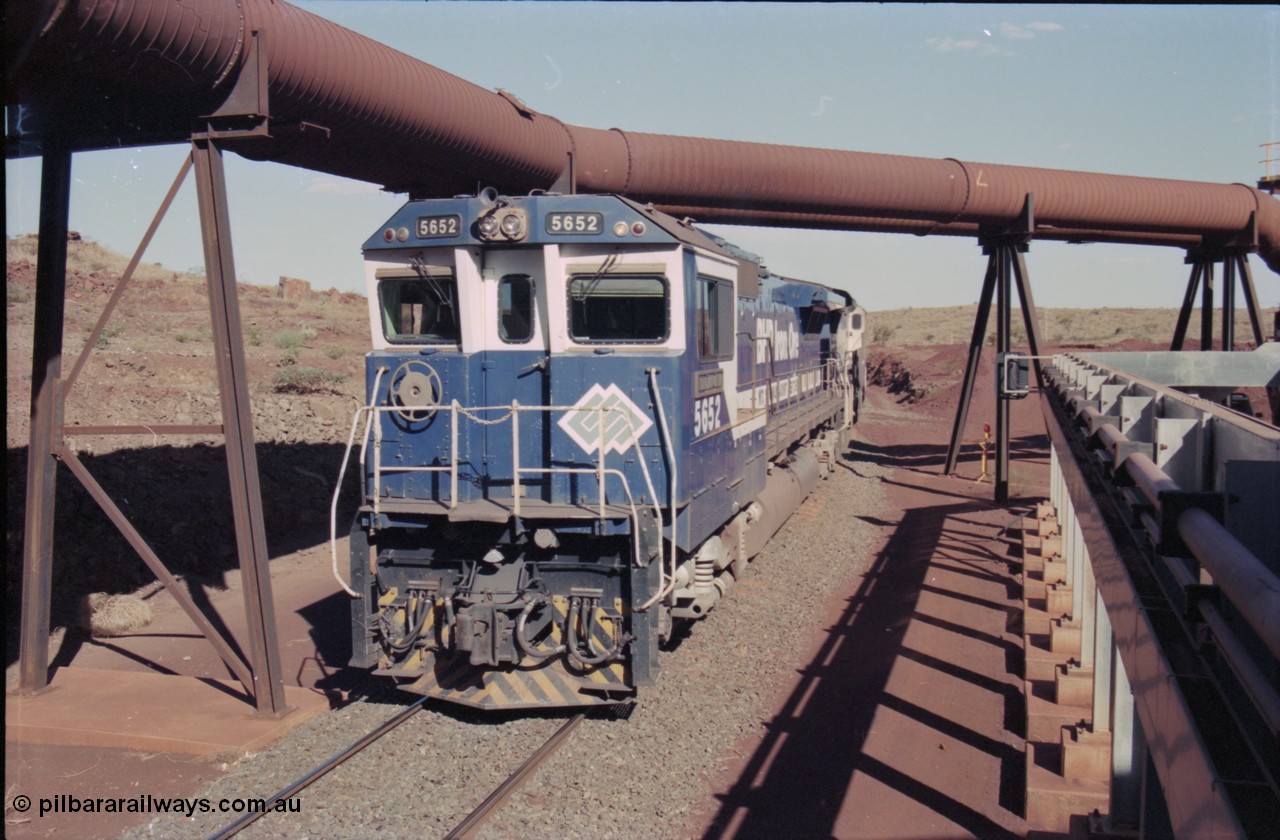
[338,192,865,709]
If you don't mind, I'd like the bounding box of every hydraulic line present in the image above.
[514,598,565,661]
[382,592,432,654]
[566,597,617,666]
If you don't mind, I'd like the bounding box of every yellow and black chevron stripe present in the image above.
[405,597,632,709]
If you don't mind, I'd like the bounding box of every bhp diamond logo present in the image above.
[558,383,653,455]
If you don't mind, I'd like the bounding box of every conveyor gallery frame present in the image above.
[1039,350,1280,837]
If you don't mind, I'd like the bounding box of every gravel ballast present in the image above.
[123,445,896,840]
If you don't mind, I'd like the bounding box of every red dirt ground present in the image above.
[693,345,1052,839]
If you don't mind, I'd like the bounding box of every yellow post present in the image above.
[976,422,991,483]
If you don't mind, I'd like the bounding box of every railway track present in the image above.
[206,700,584,840]
[207,697,429,840]
[442,713,585,840]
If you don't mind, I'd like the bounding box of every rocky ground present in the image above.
[6,235,369,662]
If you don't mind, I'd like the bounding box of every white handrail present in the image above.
[329,366,387,598]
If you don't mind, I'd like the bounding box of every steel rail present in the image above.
[443,712,586,840]
[206,696,428,840]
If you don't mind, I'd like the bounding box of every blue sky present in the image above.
[6,3,1278,310]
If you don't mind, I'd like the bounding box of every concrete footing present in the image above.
[7,667,330,756]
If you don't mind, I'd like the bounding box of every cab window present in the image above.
[696,276,734,361]
[498,274,534,343]
[568,274,668,343]
[378,273,459,344]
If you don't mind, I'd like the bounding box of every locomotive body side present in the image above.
[341,193,864,709]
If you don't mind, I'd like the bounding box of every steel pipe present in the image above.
[1161,550,1280,737]
[8,0,1280,272]
[1094,423,1127,455]
[1178,507,1280,662]
[1122,453,1182,508]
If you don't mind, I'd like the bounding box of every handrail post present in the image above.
[511,401,521,518]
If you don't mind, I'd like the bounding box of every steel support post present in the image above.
[1222,256,1237,351]
[943,255,998,476]
[1071,517,1085,629]
[192,137,288,716]
[1170,260,1202,351]
[1009,243,1046,387]
[1050,446,1062,512]
[1079,537,1096,671]
[17,146,72,694]
[995,247,1012,502]
[1199,261,1215,352]
[1092,592,1114,733]
[1111,651,1146,831]
[944,228,1039,507]
[1235,254,1265,346]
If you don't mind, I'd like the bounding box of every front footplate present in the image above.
[401,653,633,709]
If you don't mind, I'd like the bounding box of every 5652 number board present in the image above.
[546,212,603,234]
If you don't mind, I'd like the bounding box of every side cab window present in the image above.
[696,275,734,361]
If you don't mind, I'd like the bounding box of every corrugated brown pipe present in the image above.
[10,0,1278,273]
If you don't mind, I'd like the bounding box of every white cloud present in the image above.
[927,35,981,53]
[304,177,384,196]
[929,21,1060,54]
[998,21,1063,40]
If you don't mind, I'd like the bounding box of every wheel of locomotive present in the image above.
[388,360,442,423]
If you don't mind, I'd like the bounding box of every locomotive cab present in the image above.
[337,192,863,709]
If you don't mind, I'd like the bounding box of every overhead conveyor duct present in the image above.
[6,0,1278,274]
[6,0,1279,273]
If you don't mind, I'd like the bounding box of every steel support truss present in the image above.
[15,136,288,716]
[1171,236,1265,352]
[944,195,1046,502]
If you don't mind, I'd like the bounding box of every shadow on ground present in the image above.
[703,497,1025,839]
[6,441,360,669]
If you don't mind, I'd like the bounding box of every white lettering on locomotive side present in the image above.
[693,394,724,438]
[753,316,800,366]
[742,369,826,414]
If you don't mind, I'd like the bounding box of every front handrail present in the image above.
[331,394,669,604]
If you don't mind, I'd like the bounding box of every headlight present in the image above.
[476,208,528,242]
[499,210,526,239]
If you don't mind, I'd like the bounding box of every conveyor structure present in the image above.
[1035,344,1279,837]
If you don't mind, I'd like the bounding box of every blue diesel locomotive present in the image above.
[338,190,865,709]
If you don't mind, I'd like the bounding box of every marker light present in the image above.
[613,221,629,237]
[383,228,396,242]
[396,227,410,242]
[631,221,647,236]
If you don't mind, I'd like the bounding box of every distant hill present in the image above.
[865,303,1278,349]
